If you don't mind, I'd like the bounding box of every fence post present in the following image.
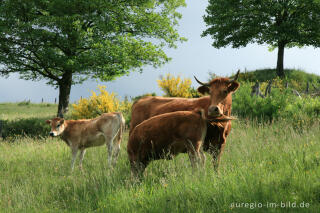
[265,80,272,97]
[251,82,265,98]
[55,98,57,104]
[41,98,44,103]
[306,82,309,94]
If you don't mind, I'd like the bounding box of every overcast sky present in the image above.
[1,0,320,103]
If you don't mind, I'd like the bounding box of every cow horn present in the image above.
[230,69,240,82]
[194,76,210,86]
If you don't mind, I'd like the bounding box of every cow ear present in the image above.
[228,82,240,93]
[46,120,51,124]
[197,86,210,95]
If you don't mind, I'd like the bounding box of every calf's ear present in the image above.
[46,120,51,124]
[228,82,240,93]
[197,86,210,95]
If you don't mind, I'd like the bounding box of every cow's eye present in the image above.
[57,124,61,128]
[223,90,228,95]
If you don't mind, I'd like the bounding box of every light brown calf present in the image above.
[46,112,125,171]
[127,109,207,175]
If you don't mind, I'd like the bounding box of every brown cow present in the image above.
[127,109,207,175]
[129,71,240,169]
[46,112,125,171]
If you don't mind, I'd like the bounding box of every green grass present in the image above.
[0,104,319,212]
[0,102,58,121]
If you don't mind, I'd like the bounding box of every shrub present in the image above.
[71,85,132,125]
[17,100,31,106]
[157,74,198,98]
[1,118,50,139]
[131,93,157,102]
[233,82,320,124]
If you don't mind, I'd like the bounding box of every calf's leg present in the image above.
[187,139,201,169]
[111,128,122,166]
[70,147,78,171]
[112,143,121,166]
[104,136,114,167]
[79,149,86,170]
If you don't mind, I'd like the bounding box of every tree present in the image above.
[202,0,320,78]
[0,0,186,117]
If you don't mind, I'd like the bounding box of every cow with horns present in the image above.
[129,70,240,169]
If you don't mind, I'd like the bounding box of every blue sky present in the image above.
[1,0,320,103]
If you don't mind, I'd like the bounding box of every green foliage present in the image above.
[0,103,62,138]
[0,120,319,212]
[0,0,186,115]
[131,92,157,102]
[1,118,50,139]
[203,0,320,49]
[17,100,31,106]
[238,69,320,92]
[203,0,320,77]
[233,82,320,124]
[0,0,186,83]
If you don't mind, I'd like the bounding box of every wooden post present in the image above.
[285,82,289,89]
[55,98,57,104]
[265,80,272,97]
[251,82,265,98]
[306,82,309,94]
[41,98,44,103]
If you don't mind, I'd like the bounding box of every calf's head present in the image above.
[194,70,240,117]
[46,118,66,136]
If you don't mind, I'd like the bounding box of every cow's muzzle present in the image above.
[208,105,223,117]
[49,132,55,137]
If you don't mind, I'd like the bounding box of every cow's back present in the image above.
[129,96,211,134]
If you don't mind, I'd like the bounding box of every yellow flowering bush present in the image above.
[72,85,132,120]
[157,74,195,98]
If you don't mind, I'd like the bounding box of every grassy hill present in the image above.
[235,69,320,92]
[237,69,320,83]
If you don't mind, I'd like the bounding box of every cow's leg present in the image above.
[105,136,114,167]
[215,141,226,170]
[112,143,121,166]
[187,139,201,169]
[70,147,78,171]
[214,122,229,171]
[112,128,122,166]
[199,150,206,167]
[79,148,86,170]
[130,161,146,178]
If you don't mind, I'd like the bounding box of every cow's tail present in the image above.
[115,112,125,145]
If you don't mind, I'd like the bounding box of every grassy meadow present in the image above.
[0,103,320,212]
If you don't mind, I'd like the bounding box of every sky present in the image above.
[1,0,320,103]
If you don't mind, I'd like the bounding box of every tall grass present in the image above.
[1,120,319,212]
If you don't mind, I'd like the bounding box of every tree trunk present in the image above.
[276,41,286,78]
[57,71,72,118]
